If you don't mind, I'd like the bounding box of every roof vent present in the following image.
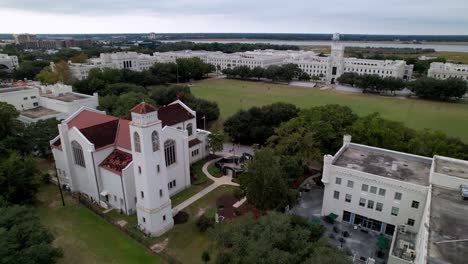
[442,166,451,173]
[392,162,398,171]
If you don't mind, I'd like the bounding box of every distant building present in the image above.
[50,100,209,235]
[152,33,414,84]
[148,32,157,40]
[0,53,19,70]
[428,62,468,81]
[0,82,98,123]
[66,51,159,80]
[321,135,468,264]
[13,33,37,44]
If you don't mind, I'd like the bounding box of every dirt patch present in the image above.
[151,238,168,253]
[196,206,210,217]
[116,220,127,227]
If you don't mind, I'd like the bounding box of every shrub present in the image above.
[173,211,189,225]
[233,188,245,200]
[196,215,214,232]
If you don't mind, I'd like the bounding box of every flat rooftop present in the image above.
[334,145,431,186]
[0,87,31,93]
[42,92,88,102]
[21,106,60,118]
[434,157,468,180]
[428,186,468,264]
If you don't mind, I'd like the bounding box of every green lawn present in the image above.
[155,185,238,264]
[191,79,468,142]
[36,185,160,264]
[207,163,222,177]
[171,158,214,207]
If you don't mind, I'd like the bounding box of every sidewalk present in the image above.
[172,159,239,215]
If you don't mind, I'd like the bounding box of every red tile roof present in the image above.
[189,138,202,148]
[130,102,158,114]
[79,120,119,149]
[54,101,194,151]
[99,149,133,175]
[67,110,118,129]
[158,103,194,127]
[51,138,62,150]
[115,119,131,150]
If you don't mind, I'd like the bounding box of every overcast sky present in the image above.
[1,0,467,35]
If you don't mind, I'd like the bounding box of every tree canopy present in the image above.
[209,212,350,264]
[239,148,297,211]
[0,205,62,264]
[224,102,299,145]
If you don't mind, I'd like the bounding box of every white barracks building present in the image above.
[50,100,209,235]
[428,62,468,81]
[64,51,159,80]
[321,135,468,264]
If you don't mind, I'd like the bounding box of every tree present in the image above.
[298,72,311,81]
[239,148,295,211]
[149,62,177,84]
[36,61,74,85]
[22,118,60,157]
[99,92,155,118]
[268,105,357,164]
[348,113,415,153]
[251,66,265,80]
[0,205,62,263]
[224,103,299,145]
[209,212,347,264]
[101,83,146,96]
[201,251,211,264]
[176,57,212,82]
[0,102,20,139]
[207,133,224,155]
[70,53,88,63]
[409,77,467,100]
[0,152,39,205]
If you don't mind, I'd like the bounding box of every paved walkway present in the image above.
[172,158,239,215]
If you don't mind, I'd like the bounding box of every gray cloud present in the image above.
[1,0,467,34]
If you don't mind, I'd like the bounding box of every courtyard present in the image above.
[290,183,388,263]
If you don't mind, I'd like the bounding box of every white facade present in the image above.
[65,51,160,80]
[428,62,468,81]
[0,82,98,123]
[50,100,209,236]
[0,53,19,70]
[152,34,413,83]
[321,135,468,264]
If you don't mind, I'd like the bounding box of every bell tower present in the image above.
[327,33,345,84]
[129,102,174,236]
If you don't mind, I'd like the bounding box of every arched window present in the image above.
[71,141,85,167]
[187,123,193,136]
[151,131,159,151]
[133,132,141,153]
[164,140,176,166]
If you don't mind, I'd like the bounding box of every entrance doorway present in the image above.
[331,78,335,84]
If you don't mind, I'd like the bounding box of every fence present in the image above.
[77,194,182,264]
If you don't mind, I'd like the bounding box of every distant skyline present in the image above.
[1,0,467,35]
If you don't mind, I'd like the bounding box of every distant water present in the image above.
[161,40,468,52]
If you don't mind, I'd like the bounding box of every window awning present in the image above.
[100,190,109,196]
[328,213,338,220]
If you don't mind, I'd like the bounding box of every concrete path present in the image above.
[172,158,239,215]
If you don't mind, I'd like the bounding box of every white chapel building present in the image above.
[50,100,209,235]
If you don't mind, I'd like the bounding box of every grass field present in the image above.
[191,79,468,142]
[36,185,160,264]
[155,185,238,264]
